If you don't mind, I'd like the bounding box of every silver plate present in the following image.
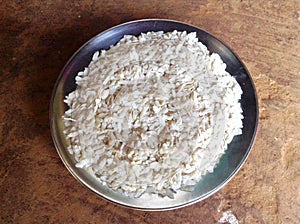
[50,19,258,210]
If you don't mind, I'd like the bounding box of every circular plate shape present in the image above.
[50,19,258,210]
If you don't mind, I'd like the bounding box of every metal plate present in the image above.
[50,19,258,210]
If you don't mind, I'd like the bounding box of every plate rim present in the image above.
[49,18,259,211]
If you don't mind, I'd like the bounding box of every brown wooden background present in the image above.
[1,1,299,223]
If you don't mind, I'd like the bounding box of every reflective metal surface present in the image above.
[50,19,258,210]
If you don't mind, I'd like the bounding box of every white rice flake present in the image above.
[63,31,243,198]
[219,210,239,224]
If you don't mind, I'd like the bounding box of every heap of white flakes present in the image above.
[63,31,243,198]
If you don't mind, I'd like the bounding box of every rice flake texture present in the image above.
[63,31,243,198]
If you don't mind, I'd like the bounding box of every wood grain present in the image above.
[0,0,299,223]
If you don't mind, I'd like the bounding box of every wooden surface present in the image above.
[1,1,299,223]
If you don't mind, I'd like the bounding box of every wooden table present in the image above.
[1,1,299,223]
